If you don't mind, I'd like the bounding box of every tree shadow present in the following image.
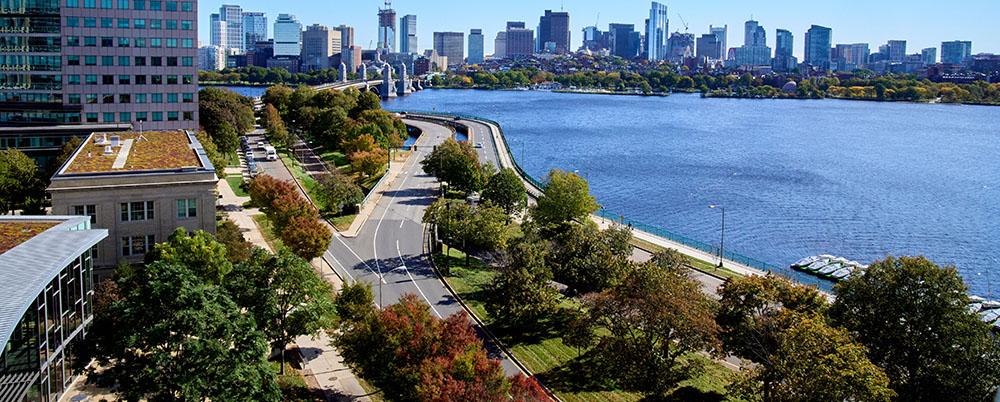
[536,349,621,394]
[640,387,725,402]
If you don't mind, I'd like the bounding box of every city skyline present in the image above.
[198,0,1000,60]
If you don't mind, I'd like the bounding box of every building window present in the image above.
[152,112,163,121]
[102,75,113,85]
[85,75,97,85]
[121,235,154,257]
[135,56,146,66]
[165,38,177,48]
[85,94,97,104]
[118,75,130,85]
[165,20,177,30]
[151,93,162,103]
[102,93,113,103]
[181,39,193,48]
[182,111,193,121]
[120,112,131,122]
[149,19,161,29]
[181,20,192,30]
[181,1,192,11]
[135,75,147,85]
[176,199,197,219]
[117,0,129,8]
[120,201,154,222]
[136,112,147,121]
[166,75,177,84]
[100,0,112,8]
[165,1,176,11]
[135,93,147,103]
[149,0,161,10]
[67,75,80,85]
[67,56,80,66]
[100,37,112,47]
[68,94,81,104]
[85,55,96,65]
[150,38,161,48]
[182,93,193,103]
[134,19,145,29]
[100,18,112,28]
[134,37,146,48]
[67,0,79,7]
[133,0,144,9]
[101,56,113,66]
[83,18,95,27]
[84,36,96,47]
[117,19,129,29]
[150,57,162,66]
[118,56,130,66]
[118,37,130,47]
[166,57,177,67]
[66,17,79,27]
[103,112,114,122]
[66,36,79,46]
[119,94,130,103]
[182,58,193,68]
[167,93,178,103]
[167,111,178,121]
[72,205,97,224]
[86,113,98,123]
[83,0,95,7]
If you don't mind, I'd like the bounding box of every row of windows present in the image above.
[121,235,154,257]
[66,55,194,68]
[74,200,197,225]
[65,17,193,30]
[65,0,194,12]
[66,74,194,86]
[67,92,194,104]
[65,36,194,49]
[84,110,194,123]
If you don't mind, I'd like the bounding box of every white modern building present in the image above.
[646,2,668,61]
[199,45,227,71]
[273,14,303,57]
[242,11,267,51]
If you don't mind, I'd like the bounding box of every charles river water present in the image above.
[382,89,1000,296]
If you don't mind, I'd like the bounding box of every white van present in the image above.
[264,146,278,161]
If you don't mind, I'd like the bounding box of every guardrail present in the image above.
[399,110,783,275]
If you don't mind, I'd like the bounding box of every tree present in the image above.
[423,199,512,253]
[270,192,317,230]
[716,275,828,399]
[148,228,233,285]
[548,224,632,294]
[263,85,294,116]
[199,87,255,153]
[194,130,227,173]
[263,104,291,148]
[315,172,364,214]
[336,294,520,402]
[227,249,336,374]
[485,239,559,329]
[582,257,720,395]
[341,133,378,154]
[420,138,487,195]
[532,169,599,229]
[351,91,381,118]
[51,136,83,174]
[349,149,386,178]
[335,281,375,325]
[216,220,254,263]
[829,256,1000,401]
[249,175,297,211]
[93,261,280,402]
[280,215,332,260]
[0,149,40,214]
[482,168,528,217]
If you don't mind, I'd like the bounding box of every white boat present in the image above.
[819,263,843,276]
[830,268,853,280]
[792,256,821,268]
[803,260,831,273]
[980,309,1000,324]
[982,301,1000,310]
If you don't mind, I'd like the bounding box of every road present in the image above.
[323,119,521,375]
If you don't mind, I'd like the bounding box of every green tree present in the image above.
[420,138,487,195]
[548,224,632,294]
[216,220,254,263]
[351,91,382,119]
[583,256,720,396]
[532,169,599,229]
[194,130,227,173]
[829,256,1000,402]
[335,281,376,326]
[485,239,559,329]
[263,85,294,116]
[93,261,280,402]
[0,149,40,214]
[51,136,83,173]
[148,228,233,285]
[315,172,364,214]
[199,87,255,153]
[227,249,336,374]
[263,104,291,148]
[423,199,512,253]
[482,168,528,217]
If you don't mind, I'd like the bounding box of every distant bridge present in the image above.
[252,69,427,111]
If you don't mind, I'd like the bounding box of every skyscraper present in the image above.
[433,32,465,67]
[733,20,770,66]
[582,26,605,52]
[378,1,397,52]
[609,24,640,59]
[211,5,245,52]
[468,29,485,64]
[887,40,907,62]
[506,23,534,58]
[400,15,417,54]
[337,25,355,51]
[922,47,938,65]
[667,33,694,63]
[710,25,728,61]
[538,10,571,54]
[494,32,508,58]
[302,24,336,70]
[744,20,766,47]
[772,29,796,71]
[274,14,303,57]
[941,41,973,64]
[646,2,669,61]
[804,25,833,70]
[243,12,268,52]
[833,43,870,71]
[0,0,199,128]
[696,33,722,61]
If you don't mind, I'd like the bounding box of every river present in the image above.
[384,89,1000,296]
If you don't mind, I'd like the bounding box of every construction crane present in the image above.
[677,13,689,33]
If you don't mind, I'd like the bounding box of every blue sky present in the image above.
[199,0,999,59]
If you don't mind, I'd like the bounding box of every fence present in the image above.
[402,110,785,274]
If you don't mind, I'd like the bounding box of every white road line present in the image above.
[397,239,443,318]
[324,250,355,283]
[399,219,406,229]
[372,156,417,287]
[333,233,383,283]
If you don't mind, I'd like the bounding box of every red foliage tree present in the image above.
[280,216,331,260]
[248,175,296,211]
[270,192,317,230]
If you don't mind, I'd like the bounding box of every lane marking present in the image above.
[324,250,355,283]
[397,239,444,318]
[333,233,383,283]
[372,153,418,288]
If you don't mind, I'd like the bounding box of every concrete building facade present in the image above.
[400,15,417,54]
[538,10,570,54]
[302,24,338,70]
[433,32,465,67]
[468,29,485,64]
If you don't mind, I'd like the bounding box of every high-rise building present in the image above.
[886,40,907,62]
[733,20,770,67]
[609,24,640,59]
[400,15,417,54]
[941,40,973,64]
[378,1,397,52]
[833,43,870,71]
[647,2,669,61]
[433,32,465,67]
[772,29,796,71]
[468,29,485,64]
[0,0,198,129]
[538,10,571,54]
[200,46,228,71]
[667,32,694,63]
[0,215,107,402]
[337,25,355,51]
[210,5,244,52]
[922,47,938,65]
[243,12,268,52]
[804,25,833,70]
[696,33,721,61]
[506,23,534,58]
[343,46,363,74]
[274,14,303,57]
[582,26,606,52]
[744,20,766,47]
[302,24,337,70]
[710,25,728,61]
[494,32,508,58]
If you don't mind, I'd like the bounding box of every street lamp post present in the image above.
[709,205,726,268]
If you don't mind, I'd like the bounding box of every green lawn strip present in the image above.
[355,377,386,402]
[630,237,743,280]
[278,152,330,211]
[319,150,348,167]
[435,245,737,400]
[226,151,240,168]
[252,214,284,251]
[226,175,250,197]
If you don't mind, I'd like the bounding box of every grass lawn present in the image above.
[252,214,284,251]
[319,150,348,167]
[433,247,736,401]
[226,151,240,168]
[226,175,249,197]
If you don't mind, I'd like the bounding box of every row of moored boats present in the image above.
[791,254,1000,331]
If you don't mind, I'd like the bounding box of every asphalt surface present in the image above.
[323,119,521,375]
